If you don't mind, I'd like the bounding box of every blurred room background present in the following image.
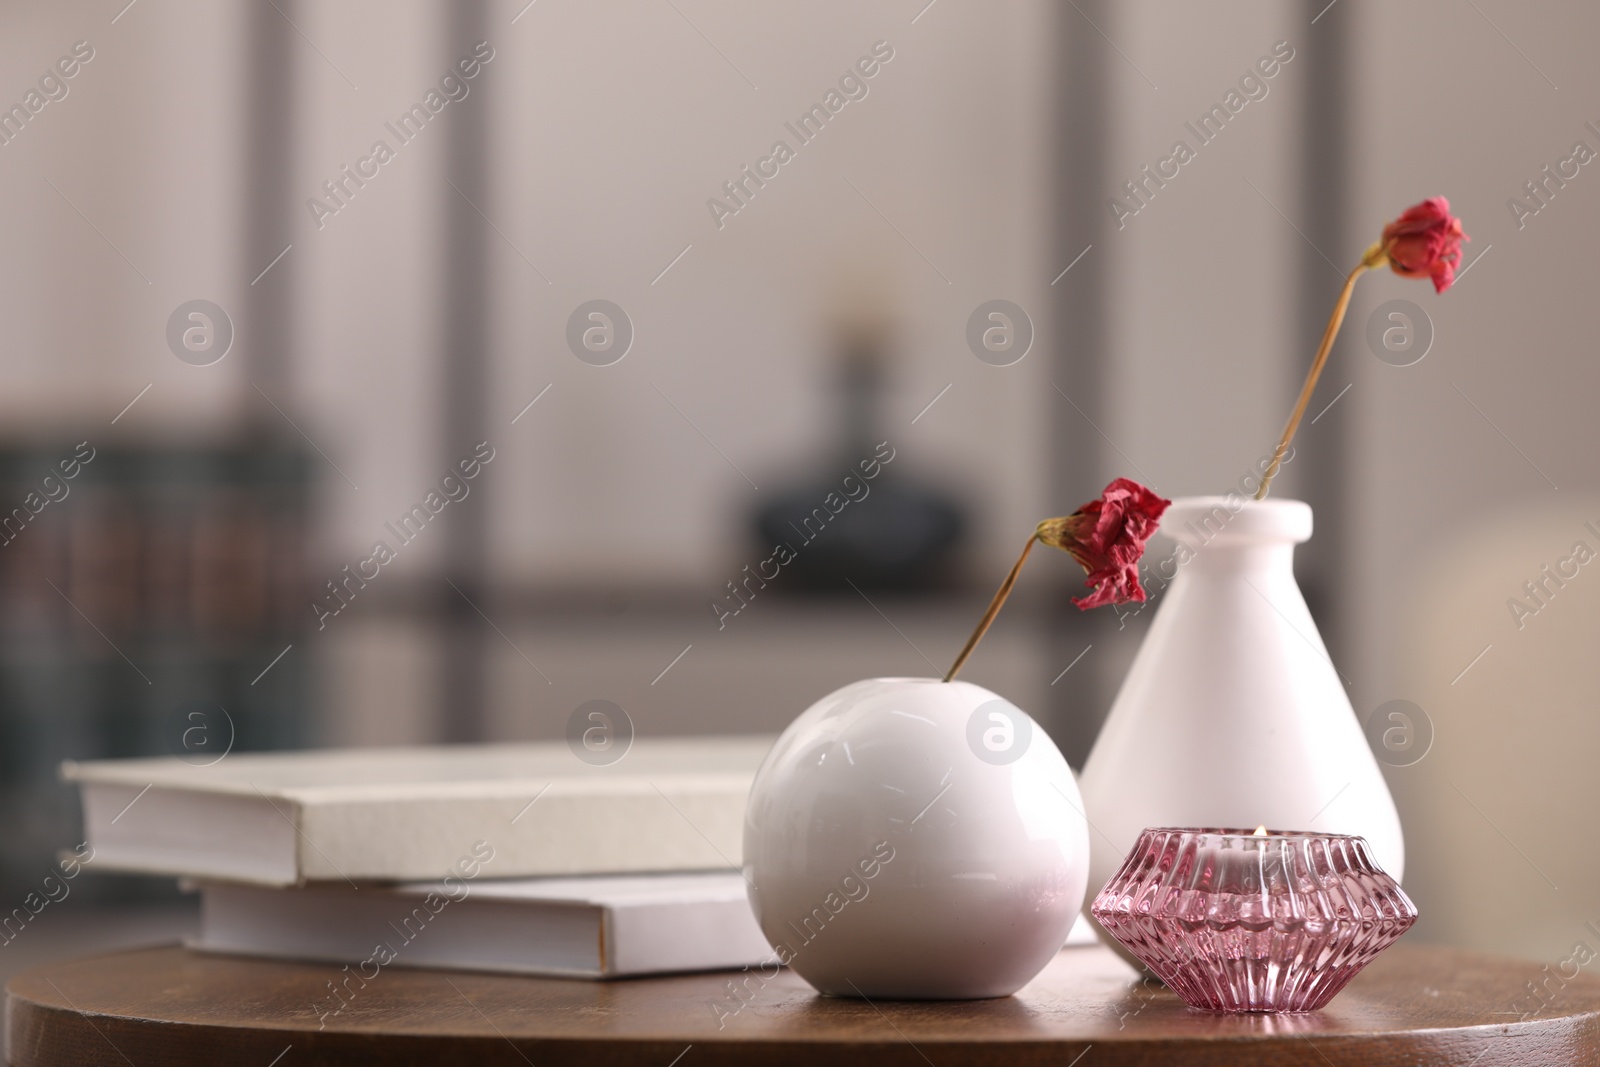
[1,0,1595,980]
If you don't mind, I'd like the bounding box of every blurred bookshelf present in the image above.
[0,436,314,902]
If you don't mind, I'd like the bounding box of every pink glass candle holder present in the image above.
[1091,827,1417,1013]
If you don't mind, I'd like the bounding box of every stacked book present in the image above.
[62,737,777,980]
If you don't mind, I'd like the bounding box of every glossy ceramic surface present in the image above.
[1080,498,1404,963]
[744,678,1089,999]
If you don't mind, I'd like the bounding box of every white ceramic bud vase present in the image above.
[744,678,1089,999]
[1079,498,1404,952]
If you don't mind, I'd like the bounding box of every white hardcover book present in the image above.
[193,871,774,979]
[62,737,772,886]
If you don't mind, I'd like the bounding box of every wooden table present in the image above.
[7,942,1597,1065]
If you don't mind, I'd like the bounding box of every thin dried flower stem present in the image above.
[1256,261,1371,500]
[944,535,1037,683]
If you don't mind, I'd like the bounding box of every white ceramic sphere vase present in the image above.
[744,678,1090,999]
[1079,497,1404,955]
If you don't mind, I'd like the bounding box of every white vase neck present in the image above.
[1161,496,1312,551]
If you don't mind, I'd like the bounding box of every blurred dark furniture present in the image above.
[0,438,313,902]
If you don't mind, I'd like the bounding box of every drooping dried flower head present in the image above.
[1366,196,1469,293]
[1036,478,1171,609]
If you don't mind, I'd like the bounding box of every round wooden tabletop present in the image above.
[6,941,1595,1066]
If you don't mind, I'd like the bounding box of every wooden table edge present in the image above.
[9,942,1600,1067]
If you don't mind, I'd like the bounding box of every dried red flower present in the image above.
[1376,196,1469,293]
[1037,478,1171,609]
[944,477,1170,680]
[1258,196,1469,501]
